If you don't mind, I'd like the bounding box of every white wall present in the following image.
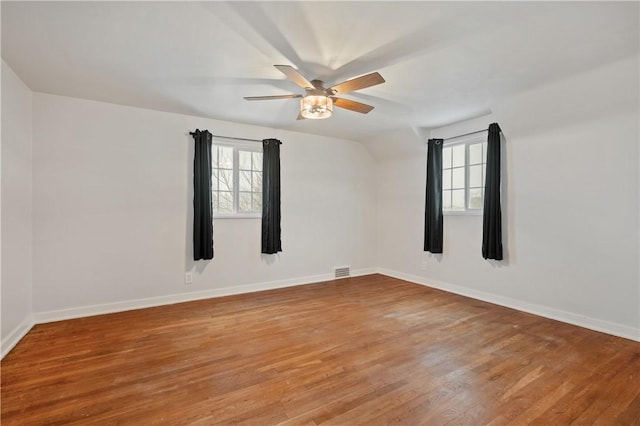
[3,52,638,355]
[376,55,640,339]
[32,94,376,315]
[1,60,33,352]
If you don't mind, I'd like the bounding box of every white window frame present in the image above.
[211,138,263,219]
[442,134,487,216]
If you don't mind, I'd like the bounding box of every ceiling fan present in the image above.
[244,65,385,120]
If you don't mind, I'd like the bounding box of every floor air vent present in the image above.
[334,266,351,278]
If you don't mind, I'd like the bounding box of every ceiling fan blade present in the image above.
[274,65,315,89]
[244,94,302,101]
[332,97,375,114]
[329,72,385,95]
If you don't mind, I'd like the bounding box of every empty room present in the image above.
[1,1,639,424]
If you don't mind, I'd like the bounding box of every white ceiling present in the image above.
[2,1,638,142]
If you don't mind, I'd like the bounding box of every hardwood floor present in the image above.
[2,274,639,425]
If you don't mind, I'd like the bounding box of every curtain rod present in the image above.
[442,128,488,141]
[189,132,262,143]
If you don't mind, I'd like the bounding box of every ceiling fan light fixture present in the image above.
[246,65,383,120]
[300,95,333,119]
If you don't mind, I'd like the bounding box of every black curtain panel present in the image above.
[482,123,503,260]
[424,139,444,253]
[192,129,214,260]
[262,138,282,254]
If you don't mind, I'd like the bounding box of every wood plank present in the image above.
[1,274,638,424]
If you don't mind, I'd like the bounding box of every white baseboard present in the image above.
[32,267,376,325]
[1,316,35,360]
[5,266,636,361]
[377,268,640,342]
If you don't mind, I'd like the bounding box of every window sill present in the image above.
[444,210,483,216]
[213,214,262,220]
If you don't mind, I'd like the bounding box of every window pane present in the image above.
[252,171,262,192]
[452,145,465,167]
[211,191,219,211]
[442,147,452,169]
[442,190,452,211]
[253,192,262,211]
[483,142,487,161]
[211,146,263,216]
[211,146,218,168]
[219,169,233,192]
[452,167,465,189]
[239,192,252,211]
[253,152,263,171]
[211,169,219,191]
[219,146,233,169]
[469,164,483,188]
[239,170,252,191]
[218,191,233,213]
[483,164,486,186]
[239,150,252,170]
[469,188,483,209]
[469,143,483,165]
[442,169,452,190]
[451,189,465,211]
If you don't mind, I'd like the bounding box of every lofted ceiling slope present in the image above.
[2,1,638,142]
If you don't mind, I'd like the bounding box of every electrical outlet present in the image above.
[420,261,428,271]
[185,272,193,285]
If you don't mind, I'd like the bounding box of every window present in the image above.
[211,140,262,217]
[442,136,487,214]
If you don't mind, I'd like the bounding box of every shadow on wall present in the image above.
[261,253,278,265]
